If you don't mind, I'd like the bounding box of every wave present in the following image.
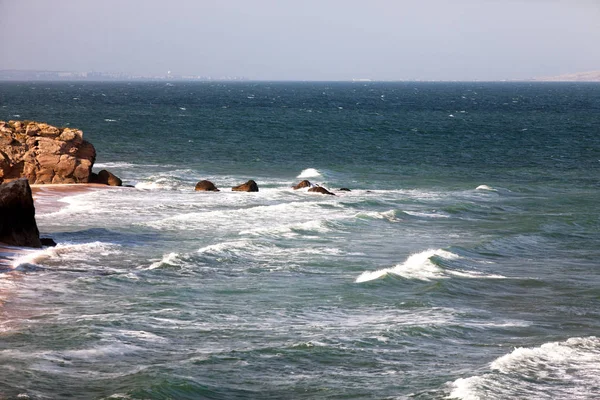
[403,210,450,219]
[11,242,121,268]
[146,252,181,270]
[239,219,333,237]
[475,185,496,191]
[355,249,505,283]
[297,168,322,178]
[448,336,600,399]
[93,162,135,169]
[355,249,458,282]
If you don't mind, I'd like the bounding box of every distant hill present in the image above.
[533,70,600,82]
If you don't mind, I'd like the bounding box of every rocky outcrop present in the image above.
[292,180,312,190]
[232,180,258,192]
[0,178,41,248]
[90,169,122,186]
[308,186,335,196]
[0,120,96,184]
[195,180,220,192]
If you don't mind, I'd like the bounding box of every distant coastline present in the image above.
[532,70,600,82]
[1,69,600,82]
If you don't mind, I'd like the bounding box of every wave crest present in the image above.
[297,168,322,178]
[448,336,600,399]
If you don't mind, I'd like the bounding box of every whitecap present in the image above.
[356,249,458,283]
[11,242,121,268]
[104,119,117,122]
[447,336,600,400]
[403,210,450,219]
[145,252,180,270]
[297,168,322,178]
[475,185,496,191]
[355,249,504,283]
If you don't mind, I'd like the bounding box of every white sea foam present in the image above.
[134,180,173,190]
[197,240,255,255]
[104,118,117,122]
[447,336,600,400]
[297,168,322,178]
[239,219,332,237]
[475,185,496,191]
[114,330,168,343]
[94,162,135,169]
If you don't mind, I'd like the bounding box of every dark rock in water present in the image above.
[93,169,122,186]
[0,178,41,248]
[308,186,335,196]
[195,180,220,192]
[292,180,312,190]
[232,180,259,192]
[339,188,351,192]
[40,237,57,247]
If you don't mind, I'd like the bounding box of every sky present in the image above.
[1,0,599,81]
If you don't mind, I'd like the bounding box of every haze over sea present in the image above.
[1,81,599,399]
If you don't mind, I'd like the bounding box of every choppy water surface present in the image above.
[1,82,600,399]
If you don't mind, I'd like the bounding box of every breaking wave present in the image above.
[355,249,505,283]
[297,168,322,178]
[448,336,600,399]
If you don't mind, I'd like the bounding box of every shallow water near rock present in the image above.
[1,81,600,399]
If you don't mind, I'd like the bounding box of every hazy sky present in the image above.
[1,0,599,80]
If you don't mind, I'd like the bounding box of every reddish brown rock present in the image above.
[292,180,312,190]
[308,186,335,196]
[0,121,96,184]
[232,180,259,192]
[195,180,219,192]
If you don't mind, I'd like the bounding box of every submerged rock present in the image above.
[92,169,123,186]
[292,180,312,190]
[40,237,57,247]
[195,180,220,192]
[308,186,335,196]
[232,180,259,192]
[0,178,41,248]
[339,188,351,192]
[0,120,96,184]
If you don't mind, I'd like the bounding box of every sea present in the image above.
[1,81,599,399]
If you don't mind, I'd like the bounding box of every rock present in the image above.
[292,180,312,190]
[40,237,57,247]
[95,169,122,186]
[308,186,335,196]
[195,180,220,192]
[339,188,351,192]
[232,180,259,192]
[0,120,96,184]
[0,178,41,248]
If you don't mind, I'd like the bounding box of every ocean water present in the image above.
[1,81,600,399]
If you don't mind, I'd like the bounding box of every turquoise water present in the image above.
[1,82,600,399]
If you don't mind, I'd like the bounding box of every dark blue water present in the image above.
[1,82,599,399]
